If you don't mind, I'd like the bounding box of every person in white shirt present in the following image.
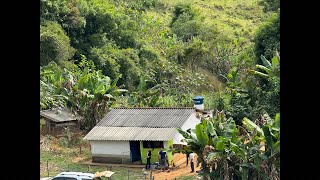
[189,151,195,173]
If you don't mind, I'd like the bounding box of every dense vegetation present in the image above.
[178,111,280,179]
[40,0,280,178]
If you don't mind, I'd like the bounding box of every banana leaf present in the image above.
[271,56,279,68]
[256,64,273,75]
[242,118,264,136]
[260,55,272,69]
[207,121,217,137]
[195,123,209,147]
[253,70,269,78]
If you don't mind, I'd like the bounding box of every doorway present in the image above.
[129,141,141,163]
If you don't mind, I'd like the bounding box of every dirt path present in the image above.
[151,153,200,180]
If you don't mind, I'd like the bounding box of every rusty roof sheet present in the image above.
[83,127,177,141]
[96,107,195,128]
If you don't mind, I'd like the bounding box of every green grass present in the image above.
[145,0,266,42]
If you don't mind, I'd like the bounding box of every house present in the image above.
[40,108,82,136]
[83,107,201,164]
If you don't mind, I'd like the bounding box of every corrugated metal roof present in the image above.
[83,127,178,141]
[40,109,81,122]
[96,107,195,128]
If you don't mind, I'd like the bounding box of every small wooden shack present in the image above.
[40,108,81,136]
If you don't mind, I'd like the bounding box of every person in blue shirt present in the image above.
[158,148,166,171]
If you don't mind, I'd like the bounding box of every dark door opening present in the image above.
[129,141,141,163]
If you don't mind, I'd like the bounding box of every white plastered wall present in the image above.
[173,111,200,144]
[90,140,130,155]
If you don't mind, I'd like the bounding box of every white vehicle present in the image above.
[41,171,114,180]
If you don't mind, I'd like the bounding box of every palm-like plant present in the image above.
[68,58,126,130]
[249,52,280,79]
[178,110,280,180]
[242,113,280,179]
[40,63,68,110]
[207,112,280,180]
[177,111,240,179]
[177,120,212,180]
[129,76,160,107]
[40,58,126,130]
[204,112,245,180]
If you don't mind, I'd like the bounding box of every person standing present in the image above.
[158,148,166,171]
[164,151,169,170]
[186,151,190,166]
[146,149,152,169]
[189,151,195,173]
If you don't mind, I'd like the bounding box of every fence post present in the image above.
[150,171,152,180]
[47,160,49,177]
[88,165,90,172]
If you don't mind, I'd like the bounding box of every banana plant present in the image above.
[205,111,280,180]
[249,52,280,79]
[40,62,68,110]
[178,109,280,179]
[177,120,213,180]
[240,113,280,180]
[178,111,243,180]
[205,111,247,180]
[129,76,160,107]
[70,58,127,130]
[40,58,126,130]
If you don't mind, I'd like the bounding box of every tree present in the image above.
[40,58,126,130]
[40,64,68,110]
[254,12,280,64]
[89,45,141,91]
[177,120,212,180]
[258,0,280,12]
[40,21,75,66]
[249,53,280,119]
[172,13,202,42]
[171,2,197,26]
[128,76,160,107]
[178,110,280,179]
[249,53,280,79]
[67,57,126,130]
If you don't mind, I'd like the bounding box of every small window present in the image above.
[143,141,163,148]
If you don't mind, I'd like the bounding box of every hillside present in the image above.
[40,0,280,178]
[145,0,266,43]
[40,0,279,124]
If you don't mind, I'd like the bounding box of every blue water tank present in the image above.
[193,96,204,110]
[193,96,204,104]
